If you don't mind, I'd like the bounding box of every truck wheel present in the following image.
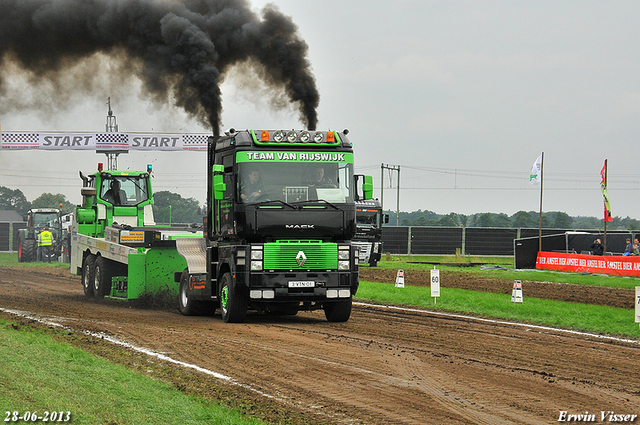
[324,297,352,322]
[219,272,247,323]
[178,270,212,316]
[82,255,96,298]
[93,256,113,299]
[22,240,37,263]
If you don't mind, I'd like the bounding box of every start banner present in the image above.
[0,131,210,151]
[536,251,640,277]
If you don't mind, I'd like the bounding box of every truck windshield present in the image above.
[100,176,149,206]
[356,210,380,227]
[237,159,354,204]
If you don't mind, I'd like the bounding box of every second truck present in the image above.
[71,128,372,323]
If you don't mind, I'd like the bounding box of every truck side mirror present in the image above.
[362,175,373,200]
[354,174,374,201]
[384,214,390,224]
[212,164,226,200]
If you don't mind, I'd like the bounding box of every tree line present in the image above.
[0,186,204,225]
[392,209,640,230]
[2,185,636,230]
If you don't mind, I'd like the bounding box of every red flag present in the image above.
[601,160,613,222]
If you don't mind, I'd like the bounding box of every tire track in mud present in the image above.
[2,265,640,424]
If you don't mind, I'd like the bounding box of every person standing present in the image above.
[37,225,54,263]
[590,239,604,256]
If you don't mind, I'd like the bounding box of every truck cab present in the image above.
[74,165,155,238]
[353,199,389,266]
[177,129,373,323]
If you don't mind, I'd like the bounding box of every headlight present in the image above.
[338,260,350,270]
[273,130,285,142]
[313,132,324,143]
[287,130,298,142]
[251,250,263,260]
[300,131,311,142]
[338,250,350,260]
[251,261,263,271]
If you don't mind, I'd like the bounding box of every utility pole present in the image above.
[381,163,400,225]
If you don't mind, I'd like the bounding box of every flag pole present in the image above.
[538,152,544,252]
[603,159,608,255]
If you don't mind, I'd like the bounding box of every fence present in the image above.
[1,222,633,259]
[381,226,636,256]
[0,222,27,252]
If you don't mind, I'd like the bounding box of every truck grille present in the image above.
[264,240,338,270]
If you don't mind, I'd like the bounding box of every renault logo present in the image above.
[296,251,306,267]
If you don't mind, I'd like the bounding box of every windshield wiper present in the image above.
[304,199,340,210]
[253,199,298,210]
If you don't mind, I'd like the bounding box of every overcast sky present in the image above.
[1,0,640,221]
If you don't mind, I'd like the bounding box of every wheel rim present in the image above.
[94,265,101,293]
[180,285,188,308]
[221,285,229,311]
[83,263,90,289]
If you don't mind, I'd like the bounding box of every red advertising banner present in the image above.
[536,251,640,277]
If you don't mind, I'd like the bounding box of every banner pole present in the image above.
[538,152,544,252]
[603,159,608,255]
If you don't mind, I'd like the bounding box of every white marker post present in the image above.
[395,269,405,288]
[635,287,640,328]
[511,280,523,303]
[430,267,440,305]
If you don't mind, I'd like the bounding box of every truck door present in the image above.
[216,154,234,236]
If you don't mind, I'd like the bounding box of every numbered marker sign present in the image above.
[395,269,405,288]
[636,287,640,323]
[511,280,523,303]
[430,268,440,298]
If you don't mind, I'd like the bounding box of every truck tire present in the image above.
[82,255,96,298]
[22,240,37,263]
[324,297,352,322]
[93,256,113,299]
[178,270,212,316]
[219,271,247,323]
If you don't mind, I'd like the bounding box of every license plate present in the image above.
[288,281,315,288]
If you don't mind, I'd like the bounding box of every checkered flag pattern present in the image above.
[96,132,129,147]
[182,134,209,151]
[183,134,209,145]
[1,133,39,148]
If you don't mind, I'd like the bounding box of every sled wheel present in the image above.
[82,254,96,298]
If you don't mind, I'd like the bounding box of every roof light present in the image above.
[327,132,335,142]
[313,132,324,143]
[147,164,152,173]
[286,130,297,142]
[273,130,285,142]
[300,131,311,143]
[98,163,103,172]
[261,130,269,141]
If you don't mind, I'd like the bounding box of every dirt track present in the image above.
[1,265,640,424]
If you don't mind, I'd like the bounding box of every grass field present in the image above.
[0,318,262,425]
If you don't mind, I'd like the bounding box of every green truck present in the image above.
[71,128,372,323]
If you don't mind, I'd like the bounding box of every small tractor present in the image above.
[17,208,65,262]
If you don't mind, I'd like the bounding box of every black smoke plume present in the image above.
[0,0,319,135]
